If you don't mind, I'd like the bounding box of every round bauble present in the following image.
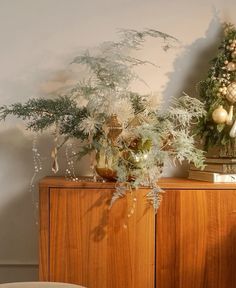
[212,105,228,124]
[226,82,236,103]
[227,62,236,71]
[231,51,236,58]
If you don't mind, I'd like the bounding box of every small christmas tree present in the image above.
[197,23,236,157]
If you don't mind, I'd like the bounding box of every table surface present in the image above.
[39,176,236,190]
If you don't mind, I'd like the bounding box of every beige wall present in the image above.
[0,0,235,282]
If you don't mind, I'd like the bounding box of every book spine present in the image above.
[188,171,213,182]
[205,158,236,164]
[190,164,236,173]
[221,165,236,173]
[188,170,236,182]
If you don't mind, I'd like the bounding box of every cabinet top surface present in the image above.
[39,176,236,190]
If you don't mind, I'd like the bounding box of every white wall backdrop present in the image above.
[0,0,235,282]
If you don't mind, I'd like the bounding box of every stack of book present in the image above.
[188,158,236,182]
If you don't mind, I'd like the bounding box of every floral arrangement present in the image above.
[0,29,205,211]
[197,22,236,155]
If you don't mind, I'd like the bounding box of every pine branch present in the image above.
[0,96,88,136]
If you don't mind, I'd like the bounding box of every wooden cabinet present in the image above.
[39,177,236,288]
[156,181,236,288]
[39,178,154,288]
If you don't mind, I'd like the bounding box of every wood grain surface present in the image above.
[48,187,154,288]
[39,176,236,190]
[39,178,236,288]
[156,188,236,288]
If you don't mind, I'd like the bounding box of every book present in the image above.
[188,170,236,182]
[204,158,236,164]
[190,163,236,174]
[206,146,236,158]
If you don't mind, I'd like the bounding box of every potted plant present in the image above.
[0,29,205,211]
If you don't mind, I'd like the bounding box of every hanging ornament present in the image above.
[231,51,236,58]
[125,115,149,151]
[212,105,228,124]
[226,105,234,125]
[51,126,59,173]
[227,62,236,71]
[230,120,236,138]
[51,147,59,173]
[128,114,148,128]
[226,82,236,103]
[218,86,227,96]
[106,114,122,144]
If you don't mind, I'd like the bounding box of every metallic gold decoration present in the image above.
[231,51,236,58]
[128,114,147,128]
[106,114,122,144]
[227,61,236,71]
[226,105,234,125]
[212,105,228,124]
[226,82,236,103]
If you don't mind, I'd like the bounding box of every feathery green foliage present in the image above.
[0,28,204,211]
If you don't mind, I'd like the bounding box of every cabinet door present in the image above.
[156,189,236,288]
[49,187,155,288]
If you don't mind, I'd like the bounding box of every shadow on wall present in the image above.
[0,127,71,282]
[0,190,39,282]
[162,14,223,177]
[0,128,52,264]
[0,128,40,282]
[0,123,93,281]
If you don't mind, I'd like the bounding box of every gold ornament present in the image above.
[106,114,122,144]
[219,86,227,96]
[227,62,236,71]
[226,82,236,103]
[212,105,228,124]
[231,51,236,58]
[226,105,234,125]
[128,114,148,127]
